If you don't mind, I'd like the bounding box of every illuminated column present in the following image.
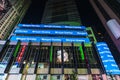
[13,40,21,57]
[79,46,84,60]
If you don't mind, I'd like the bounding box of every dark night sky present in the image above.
[76,0,106,33]
[21,0,46,24]
[21,0,105,33]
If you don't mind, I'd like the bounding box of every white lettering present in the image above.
[77,32,87,35]
[97,43,107,47]
[16,38,37,41]
[64,26,85,29]
[111,64,117,67]
[103,60,115,62]
[44,25,61,28]
[107,55,113,58]
[41,38,51,41]
[52,38,61,41]
[99,51,111,54]
[15,30,28,33]
[103,47,109,50]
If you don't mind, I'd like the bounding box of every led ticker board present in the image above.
[96,42,120,75]
[14,29,88,36]
[10,36,90,43]
[18,24,86,30]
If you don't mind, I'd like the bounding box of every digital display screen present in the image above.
[18,24,86,30]
[14,29,88,36]
[10,36,90,43]
[96,42,120,74]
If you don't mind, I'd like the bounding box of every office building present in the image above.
[89,0,120,53]
[0,0,120,80]
[0,0,31,40]
[41,0,81,25]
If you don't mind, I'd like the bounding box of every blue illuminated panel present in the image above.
[18,24,86,30]
[10,36,90,43]
[14,29,88,36]
[96,42,120,75]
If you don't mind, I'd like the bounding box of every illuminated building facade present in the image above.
[0,24,119,80]
[0,0,120,80]
[89,0,120,53]
[0,0,31,40]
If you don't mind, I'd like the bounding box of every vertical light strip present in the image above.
[50,46,53,62]
[13,42,20,57]
[79,46,84,60]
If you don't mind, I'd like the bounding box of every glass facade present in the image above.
[0,0,31,40]
[41,0,81,25]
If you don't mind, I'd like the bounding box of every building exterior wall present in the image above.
[0,0,119,80]
[41,0,81,25]
[0,0,31,40]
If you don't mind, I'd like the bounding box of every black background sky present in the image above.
[22,0,46,24]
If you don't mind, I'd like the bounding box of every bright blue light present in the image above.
[96,42,120,74]
[10,36,90,43]
[18,24,86,30]
[14,29,88,36]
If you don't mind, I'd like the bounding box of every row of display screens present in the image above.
[13,24,89,43]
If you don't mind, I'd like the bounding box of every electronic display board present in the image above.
[18,24,86,30]
[10,36,90,43]
[14,29,88,36]
[96,42,120,74]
